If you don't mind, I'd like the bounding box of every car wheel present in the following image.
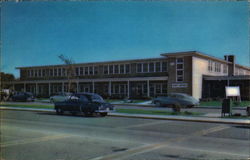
[56,108,64,115]
[155,101,161,107]
[100,113,107,117]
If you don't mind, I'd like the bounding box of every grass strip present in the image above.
[0,104,54,109]
[115,108,203,116]
[200,101,250,107]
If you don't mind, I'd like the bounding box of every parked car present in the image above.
[152,93,199,108]
[54,92,114,117]
[50,92,72,103]
[11,92,35,102]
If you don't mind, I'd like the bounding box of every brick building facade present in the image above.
[9,51,250,100]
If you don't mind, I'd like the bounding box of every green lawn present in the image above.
[200,101,250,107]
[115,108,203,116]
[0,103,53,109]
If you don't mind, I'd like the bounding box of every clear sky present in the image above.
[1,1,249,78]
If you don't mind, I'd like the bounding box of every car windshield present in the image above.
[91,94,104,102]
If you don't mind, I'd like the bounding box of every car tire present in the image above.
[56,108,64,115]
[100,113,107,117]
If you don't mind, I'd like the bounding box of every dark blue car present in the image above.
[54,92,114,117]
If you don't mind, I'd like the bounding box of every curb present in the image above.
[112,103,246,110]
[0,106,249,125]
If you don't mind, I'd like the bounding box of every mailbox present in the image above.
[221,98,232,117]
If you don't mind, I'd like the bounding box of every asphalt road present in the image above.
[1,110,249,160]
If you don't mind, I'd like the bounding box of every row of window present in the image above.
[136,61,167,73]
[26,61,168,77]
[208,60,228,74]
[176,58,184,82]
[235,67,250,76]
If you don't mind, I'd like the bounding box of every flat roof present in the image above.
[161,51,250,70]
[16,57,165,69]
[203,75,250,81]
[16,51,250,70]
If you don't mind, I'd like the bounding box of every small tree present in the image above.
[58,54,75,92]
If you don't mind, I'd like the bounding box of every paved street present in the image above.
[1,110,250,160]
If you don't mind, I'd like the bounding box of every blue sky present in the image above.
[2,1,249,77]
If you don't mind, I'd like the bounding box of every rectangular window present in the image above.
[155,62,161,72]
[149,62,154,72]
[38,69,41,77]
[62,68,66,76]
[162,61,167,72]
[89,66,93,75]
[49,69,53,76]
[143,63,148,73]
[125,64,130,73]
[120,84,125,94]
[34,70,38,77]
[42,69,46,76]
[54,68,57,76]
[137,63,142,73]
[114,65,119,74]
[31,70,34,77]
[156,84,161,94]
[223,64,227,74]
[80,67,84,75]
[176,58,184,82]
[94,66,98,75]
[120,64,124,74]
[177,58,184,63]
[75,67,79,76]
[85,67,89,75]
[177,64,183,69]
[104,65,109,74]
[109,65,114,74]
[208,60,213,72]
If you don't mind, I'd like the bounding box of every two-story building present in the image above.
[10,51,250,100]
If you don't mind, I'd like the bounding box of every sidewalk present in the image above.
[0,106,249,125]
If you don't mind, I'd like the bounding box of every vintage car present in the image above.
[54,92,114,117]
[11,92,35,102]
[50,92,72,103]
[152,93,199,108]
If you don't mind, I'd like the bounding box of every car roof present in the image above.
[75,92,99,96]
[168,93,189,96]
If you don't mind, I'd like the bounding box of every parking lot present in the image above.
[1,110,249,160]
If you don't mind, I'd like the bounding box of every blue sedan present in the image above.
[54,93,114,117]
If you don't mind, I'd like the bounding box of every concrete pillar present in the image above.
[24,83,26,92]
[92,81,95,93]
[76,82,79,93]
[48,83,51,96]
[108,81,111,96]
[147,80,150,97]
[127,80,130,98]
[13,84,15,91]
[36,83,38,95]
[62,82,64,92]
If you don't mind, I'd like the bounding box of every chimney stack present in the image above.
[224,55,235,76]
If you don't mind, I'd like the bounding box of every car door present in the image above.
[78,95,89,112]
[61,96,76,111]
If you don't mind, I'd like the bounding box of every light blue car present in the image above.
[153,93,199,108]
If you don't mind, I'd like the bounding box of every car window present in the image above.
[91,94,104,102]
[70,96,79,100]
[79,95,89,102]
